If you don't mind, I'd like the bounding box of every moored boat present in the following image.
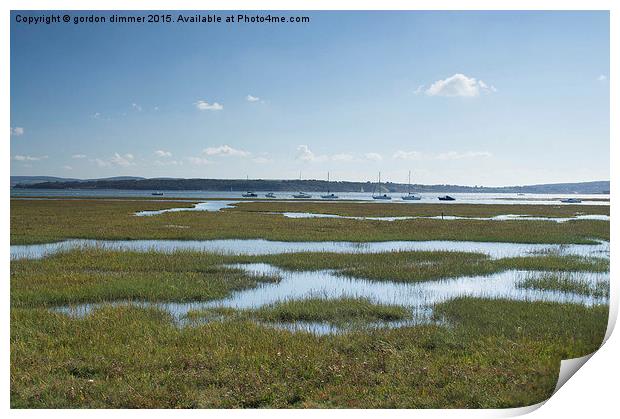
[242,191,258,198]
[372,172,391,200]
[321,172,339,199]
[438,195,455,201]
[265,192,276,198]
[293,192,312,199]
[560,198,582,203]
[401,170,421,201]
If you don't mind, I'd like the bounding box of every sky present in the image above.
[10,11,610,186]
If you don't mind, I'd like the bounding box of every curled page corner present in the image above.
[553,353,594,394]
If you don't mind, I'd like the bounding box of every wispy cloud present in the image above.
[203,145,250,157]
[154,160,182,167]
[131,103,142,112]
[92,153,135,167]
[187,157,212,165]
[421,74,496,97]
[10,127,24,136]
[393,150,492,160]
[72,154,87,159]
[246,94,260,102]
[598,74,607,82]
[331,153,355,162]
[111,153,135,167]
[13,154,47,161]
[155,150,172,158]
[296,145,383,163]
[195,100,223,111]
[63,165,73,170]
[363,152,383,162]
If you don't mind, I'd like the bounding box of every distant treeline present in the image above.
[12,178,610,194]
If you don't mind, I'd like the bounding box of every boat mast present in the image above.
[408,170,411,194]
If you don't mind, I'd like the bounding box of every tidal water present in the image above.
[11,189,610,206]
[54,264,609,335]
[10,238,610,261]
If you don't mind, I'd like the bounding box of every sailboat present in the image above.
[372,172,391,200]
[401,171,421,201]
[321,172,339,199]
[293,171,312,198]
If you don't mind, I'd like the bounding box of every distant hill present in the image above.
[10,176,79,187]
[11,177,610,194]
[10,176,144,187]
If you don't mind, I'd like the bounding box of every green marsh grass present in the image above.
[232,200,609,218]
[11,249,608,308]
[250,252,609,283]
[11,199,609,244]
[247,297,410,325]
[10,249,279,308]
[9,198,611,408]
[11,298,608,408]
[517,272,609,298]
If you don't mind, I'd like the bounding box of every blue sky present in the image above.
[10,11,609,186]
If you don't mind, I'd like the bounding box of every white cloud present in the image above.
[203,144,250,157]
[598,74,607,82]
[393,150,492,161]
[187,157,212,165]
[63,165,73,170]
[72,154,87,159]
[132,103,142,112]
[195,100,223,111]
[424,74,496,97]
[14,155,48,161]
[364,152,383,162]
[413,85,424,95]
[246,94,260,102]
[296,145,321,162]
[10,127,25,136]
[155,150,172,158]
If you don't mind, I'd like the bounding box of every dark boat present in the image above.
[242,191,258,198]
[151,192,164,196]
[438,195,455,201]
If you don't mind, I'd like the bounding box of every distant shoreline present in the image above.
[11,178,610,195]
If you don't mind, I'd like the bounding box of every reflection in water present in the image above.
[54,264,609,335]
[10,238,610,260]
[277,212,610,223]
[135,201,237,216]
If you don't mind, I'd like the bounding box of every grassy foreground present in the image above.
[11,298,607,408]
[11,199,609,244]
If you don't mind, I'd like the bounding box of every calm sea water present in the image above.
[10,188,610,206]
